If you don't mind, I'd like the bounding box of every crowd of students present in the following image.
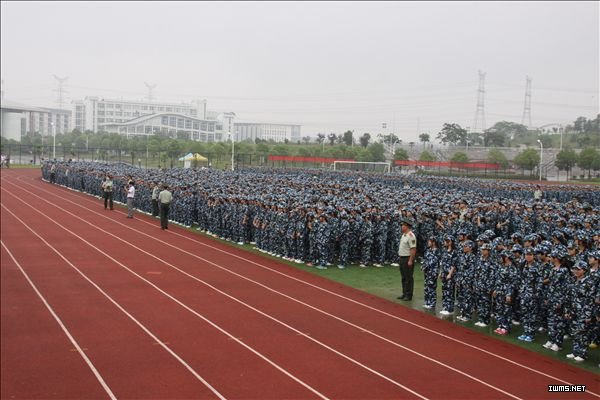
[41,160,599,363]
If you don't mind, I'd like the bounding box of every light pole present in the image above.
[51,121,56,159]
[559,124,563,151]
[465,126,470,152]
[229,131,235,171]
[537,139,543,181]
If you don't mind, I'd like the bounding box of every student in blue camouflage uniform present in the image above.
[372,213,388,268]
[456,240,476,322]
[421,238,440,309]
[564,260,595,362]
[542,249,570,352]
[359,214,373,268]
[493,251,518,336]
[315,214,330,270]
[474,243,496,327]
[517,248,543,342]
[439,236,457,316]
[337,211,351,269]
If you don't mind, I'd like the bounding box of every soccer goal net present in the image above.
[333,161,391,173]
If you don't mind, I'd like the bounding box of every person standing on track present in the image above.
[49,163,56,184]
[397,218,417,301]
[101,174,114,210]
[158,184,173,230]
[125,180,135,219]
[151,181,160,217]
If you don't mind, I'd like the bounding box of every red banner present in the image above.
[394,160,500,169]
[268,156,355,163]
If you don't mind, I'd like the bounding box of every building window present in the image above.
[201,122,207,131]
[193,121,199,130]
[177,118,184,128]
[185,120,192,129]
[169,117,176,127]
[142,106,148,111]
[161,116,169,125]
[166,107,172,112]
[208,123,215,132]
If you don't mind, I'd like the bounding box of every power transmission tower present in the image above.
[53,75,69,108]
[144,82,156,102]
[472,70,486,133]
[521,75,532,128]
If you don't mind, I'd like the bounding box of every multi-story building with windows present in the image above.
[234,122,301,143]
[100,111,236,143]
[1,99,71,141]
[71,97,208,133]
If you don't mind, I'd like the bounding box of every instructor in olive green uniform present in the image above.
[397,218,417,301]
[158,184,173,230]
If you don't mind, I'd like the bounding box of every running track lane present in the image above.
[3,177,444,399]
[1,198,326,399]
[3,182,498,399]
[0,208,228,399]
[3,170,600,399]
[0,244,113,400]
[12,171,600,398]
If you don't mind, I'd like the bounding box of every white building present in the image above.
[1,99,71,141]
[234,122,301,143]
[100,112,234,142]
[72,97,207,133]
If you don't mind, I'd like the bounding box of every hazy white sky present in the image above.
[1,1,598,141]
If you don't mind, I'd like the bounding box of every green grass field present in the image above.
[181,227,599,373]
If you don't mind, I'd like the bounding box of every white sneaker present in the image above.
[391,263,399,267]
[423,304,433,309]
[512,320,521,326]
[440,310,451,315]
[374,264,384,268]
[237,242,244,245]
[566,353,575,359]
[359,264,367,268]
[550,344,562,352]
[573,356,585,362]
[542,341,553,349]
[338,265,346,269]
[475,322,488,327]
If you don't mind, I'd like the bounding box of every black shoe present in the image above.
[397,295,406,300]
[402,296,412,301]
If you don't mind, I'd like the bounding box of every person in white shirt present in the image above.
[125,181,136,218]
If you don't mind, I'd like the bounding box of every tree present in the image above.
[327,133,337,146]
[342,130,354,146]
[573,116,587,132]
[316,133,326,145]
[513,148,540,175]
[359,133,371,148]
[419,151,436,162]
[394,148,409,160]
[419,133,430,147]
[301,136,311,144]
[450,151,469,163]
[367,143,385,162]
[555,148,578,180]
[486,148,509,169]
[166,140,183,168]
[483,129,506,147]
[436,123,468,146]
[272,144,290,156]
[577,147,599,178]
[486,121,527,144]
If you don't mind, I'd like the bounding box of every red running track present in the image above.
[1,169,598,400]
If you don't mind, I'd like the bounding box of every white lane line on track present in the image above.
[13,174,600,398]
[1,192,337,400]
[3,179,527,399]
[3,179,432,400]
[1,204,228,400]
[1,240,118,400]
